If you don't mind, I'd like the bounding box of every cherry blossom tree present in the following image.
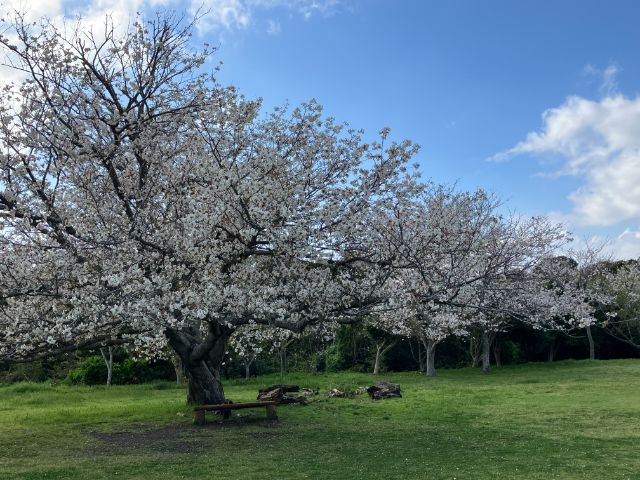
[0,14,418,404]
[227,324,269,380]
[373,186,572,376]
[596,260,640,350]
[568,245,611,360]
[531,252,609,361]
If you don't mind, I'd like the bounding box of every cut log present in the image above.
[300,388,319,397]
[257,384,306,404]
[258,384,300,394]
[366,381,401,400]
[329,388,346,398]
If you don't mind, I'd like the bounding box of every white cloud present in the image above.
[582,62,621,96]
[0,0,341,43]
[565,230,640,261]
[0,0,153,91]
[191,0,250,32]
[609,228,640,260]
[191,0,341,34]
[0,0,63,20]
[492,94,640,228]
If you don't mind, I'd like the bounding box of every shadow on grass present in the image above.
[86,417,283,455]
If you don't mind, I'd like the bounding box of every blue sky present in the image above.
[5,0,640,257]
[204,0,640,258]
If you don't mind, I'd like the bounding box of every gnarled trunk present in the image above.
[165,322,231,405]
[185,360,225,405]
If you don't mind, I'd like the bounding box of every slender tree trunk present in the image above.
[373,341,395,375]
[418,342,427,372]
[424,339,438,377]
[419,341,426,372]
[408,339,426,372]
[165,323,231,405]
[100,346,113,386]
[492,340,501,367]
[373,344,382,375]
[279,347,287,382]
[469,334,481,368]
[585,325,595,360]
[548,338,558,362]
[352,335,358,365]
[244,360,252,380]
[481,330,492,374]
[171,353,183,386]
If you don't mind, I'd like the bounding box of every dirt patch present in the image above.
[85,419,282,456]
[87,424,207,455]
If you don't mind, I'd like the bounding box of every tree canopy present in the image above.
[0,13,610,403]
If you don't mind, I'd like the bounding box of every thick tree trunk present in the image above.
[100,346,113,386]
[165,322,231,405]
[585,325,595,360]
[185,360,226,405]
[424,339,437,377]
[481,330,492,374]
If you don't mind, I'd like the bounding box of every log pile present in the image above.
[366,380,402,400]
[300,388,319,397]
[257,384,308,404]
[328,388,346,398]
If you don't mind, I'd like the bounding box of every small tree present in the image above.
[99,346,114,386]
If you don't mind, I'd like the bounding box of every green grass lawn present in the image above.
[0,359,639,480]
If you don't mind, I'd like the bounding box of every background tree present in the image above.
[374,186,569,376]
[599,260,640,350]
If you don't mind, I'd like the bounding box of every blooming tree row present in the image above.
[0,13,609,402]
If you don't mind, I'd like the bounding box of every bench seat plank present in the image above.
[194,401,278,411]
[193,401,278,424]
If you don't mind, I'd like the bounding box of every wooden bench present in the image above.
[193,401,278,424]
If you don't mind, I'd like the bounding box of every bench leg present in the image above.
[265,404,277,419]
[223,410,232,420]
[194,410,206,425]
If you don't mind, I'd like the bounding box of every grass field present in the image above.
[0,359,639,480]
